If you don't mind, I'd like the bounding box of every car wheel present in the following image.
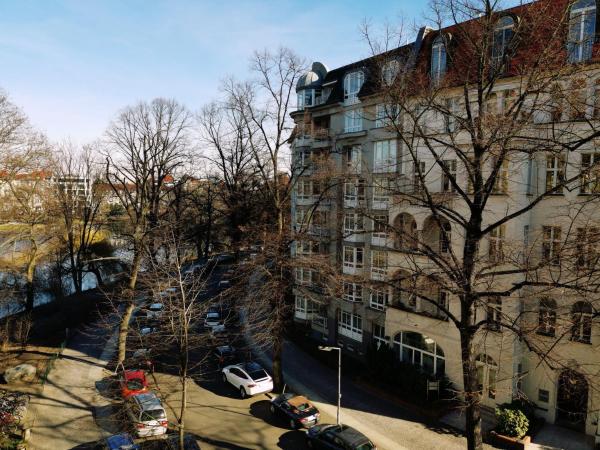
[239,387,247,398]
[290,419,297,429]
[270,404,275,414]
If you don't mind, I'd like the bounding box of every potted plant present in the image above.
[490,406,531,450]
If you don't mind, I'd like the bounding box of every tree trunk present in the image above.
[179,375,187,450]
[272,334,284,391]
[460,329,483,450]
[25,260,35,312]
[89,262,105,288]
[117,248,143,365]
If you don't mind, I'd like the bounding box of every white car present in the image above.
[222,362,273,398]
[145,303,164,319]
[124,392,168,437]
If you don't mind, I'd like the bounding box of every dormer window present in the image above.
[382,60,400,86]
[344,71,364,104]
[568,0,596,63]
[297,89,316,110]
[431,35,447,83]
[491,16,515,71]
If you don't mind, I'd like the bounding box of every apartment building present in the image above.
[290,0,600,439]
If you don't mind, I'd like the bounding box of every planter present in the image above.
[490,431,531,450]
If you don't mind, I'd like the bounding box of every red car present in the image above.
[119,370,149,398]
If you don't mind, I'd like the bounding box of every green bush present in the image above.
[495,406,529,438]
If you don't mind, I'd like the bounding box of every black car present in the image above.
[307,424,376,450]
[213,345,237,368]
[270,392,320,429]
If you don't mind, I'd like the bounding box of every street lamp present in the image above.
[319,345,341,425]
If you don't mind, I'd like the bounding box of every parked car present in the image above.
[104,433,140,450]
[222,361,273,398]
[306,424,376,450]
[124,392,168,438]
[119,370,149,398]
[213,345,237,368]
[270,392,320,429]
[204,312,223,330]
[145,303,164,319]
[141,433,200,450]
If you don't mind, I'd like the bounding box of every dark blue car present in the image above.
[105,433,140,450]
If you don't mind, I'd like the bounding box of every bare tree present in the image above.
[357,1,600,448]
[104,98,192,365]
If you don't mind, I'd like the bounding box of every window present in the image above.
[371,250,387,279]
[486,296,502,331]
[343,212,364,235]
[343,281,363,302]
[538,298,557,337]
[372,214,388,240]
[338,311,363,341]
[546,154,566,192]
[373,323,387,346]
[492,157,509,194]
[345,146,362,173]
[568,0,596,64]
[571,301,593,344]
[374,140,397,173]
[548,84,564,122]
[295,295,319,318]
[538,389,550,403]
[489,225,506,263]
[344,179,365,202]
[491,16,515,71]
[476,354,498,399]
[394,213,418,250]
[542,226,561,265]
[445,97,460,132]
[344,109,363,132]
[431,35,447,83]
[296,240,318,256]
[296,179,312,200]
[382,60,400,86]
[295,209,307,229]
[441,159,457,192]
[440,221,452,254]
[370,289,388,311]
[373,177,393,205]
[375,103,400,128]
[394,331,445,376]
[581,153,600,194]
[297,89,315,110]
[343,246,364,269]
[569,79,588,120]
[344,71,365,103]
[576,227,600,268]
[295,267,312,286]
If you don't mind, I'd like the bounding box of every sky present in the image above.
[0,0,428,144]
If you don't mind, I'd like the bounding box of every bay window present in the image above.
[338,311,363,341]
[343,282,363,303]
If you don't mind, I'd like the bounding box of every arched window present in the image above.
[393,213,418,251]
[393,331,445,375]
[538,298,557,336]
[571,301,593,343]
[492,16,515,70]
[568,0,596,63]
[431,35,447,83]
[344,71,365,103]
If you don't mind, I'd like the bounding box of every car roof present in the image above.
[132,392,162,410]
[106,433,137,448]
[337,425,371,446]
[124,370,145,380]
[240,361,263,372]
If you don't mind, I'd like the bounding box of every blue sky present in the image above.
[0,0,427,143]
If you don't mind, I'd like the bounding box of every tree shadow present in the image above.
[93,403,126,435]
[95,376,120,401]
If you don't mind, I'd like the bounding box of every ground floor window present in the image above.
[373,323,386,347]
[393,331,445,376]
[338,310,363,341]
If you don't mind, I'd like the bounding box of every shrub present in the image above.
[495,406,529,438]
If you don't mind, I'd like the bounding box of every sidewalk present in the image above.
[28,325,116,449]
[253,337,494,450]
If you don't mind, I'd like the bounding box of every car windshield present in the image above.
[141,409,165,421]
[248,369,268,381]
[295,402,311,411]
[127,380,144,390]
[355,442,375,450]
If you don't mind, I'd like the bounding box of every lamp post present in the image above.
[319,345,341,425]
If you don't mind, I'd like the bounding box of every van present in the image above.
[124,392,168,438]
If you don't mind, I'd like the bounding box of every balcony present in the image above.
[342,263,363,276]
